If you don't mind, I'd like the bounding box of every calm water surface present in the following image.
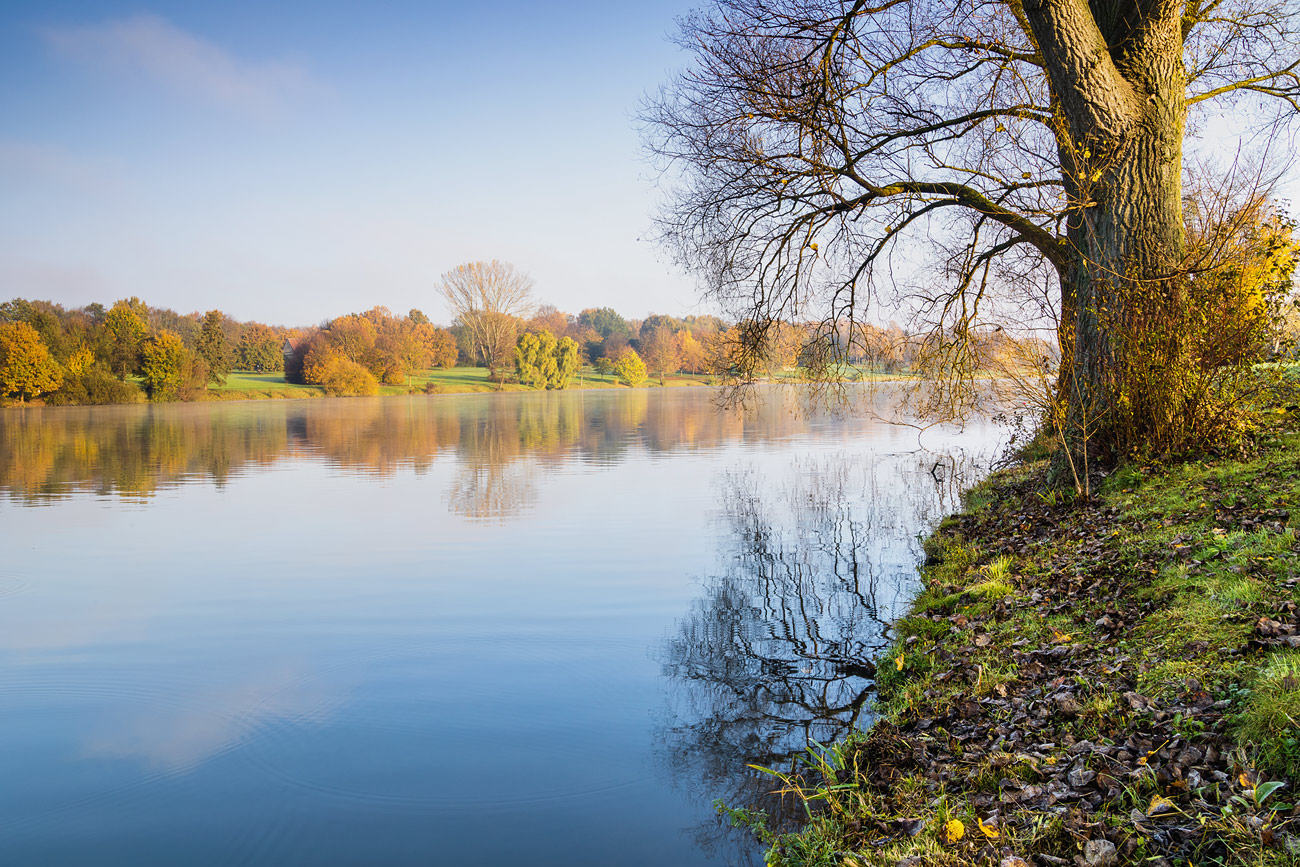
[0,387,999,865]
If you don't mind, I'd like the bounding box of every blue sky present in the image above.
[0,1,702,325]
[3,2,1296,328]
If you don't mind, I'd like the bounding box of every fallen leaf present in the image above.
[1147,795,1174,815]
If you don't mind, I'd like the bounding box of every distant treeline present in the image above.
[0,297,302,405]
[0,295,1044,406]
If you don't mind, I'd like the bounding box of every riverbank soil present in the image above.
[735,410,1300,866]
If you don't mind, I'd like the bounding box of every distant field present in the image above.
[208,372,324,399]
[210,367,718,400]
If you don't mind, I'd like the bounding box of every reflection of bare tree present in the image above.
[446,411,538,520]
[656,449,981,851]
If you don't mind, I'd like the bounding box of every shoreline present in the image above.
[734,412,1300,866]
[4,367,923,409]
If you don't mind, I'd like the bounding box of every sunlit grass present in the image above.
[212,366,717,398]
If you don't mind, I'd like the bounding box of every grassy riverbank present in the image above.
[733,410,1300,866]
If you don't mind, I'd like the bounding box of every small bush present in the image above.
[46,367,145,405]
[320,357,378,396]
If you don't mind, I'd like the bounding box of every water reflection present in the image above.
[0,387,1003,866]
[0,391,813,515]
[658,449,981,852]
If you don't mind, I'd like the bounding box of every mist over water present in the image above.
[0,387,1000,866]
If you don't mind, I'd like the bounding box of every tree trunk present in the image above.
[1027,0,1187,458]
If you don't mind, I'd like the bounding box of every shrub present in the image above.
[319,357,378,396]
[46,366,145,405]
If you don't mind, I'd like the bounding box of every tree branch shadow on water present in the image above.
[653,449,984,862]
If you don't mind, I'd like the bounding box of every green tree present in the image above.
[140,331,206,401]
[102,301,149,379]
[553,335,580,388]
[194,310,231,384]
[0,321,63,403]
[516,330,582,389]
[613,347,647,387]
[236,323,283,372]
[578,307,630,340]
[516,329,559,389]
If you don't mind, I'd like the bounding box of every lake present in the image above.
[0,387,1000,866]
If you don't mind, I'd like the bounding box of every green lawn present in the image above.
[207,371,324,399]
[210,367,718,399]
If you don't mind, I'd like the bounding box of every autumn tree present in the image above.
[429,326,458,369]
[236,323,283,372]
[379,317,437,388]
[640,325,682,385]
[326,313,379,371]
[438,261,535,382]
[140,331,207,401]
[677,329,707,374]
[614,347,648,387]
[317,356,379,396]
[528,304,571,338]
[195,310,232,384]
[0,322,63,403]
[647,0,1300,458]
[102,300,149,379]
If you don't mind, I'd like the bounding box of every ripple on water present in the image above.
[0,670,252,831]
[0,575,27,598]
[234,635,644,813]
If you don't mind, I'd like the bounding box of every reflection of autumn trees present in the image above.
[0,389,844,509]
[656,451,978,834]
[0,405,291,501]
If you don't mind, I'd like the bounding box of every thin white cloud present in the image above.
[41,14,320,115]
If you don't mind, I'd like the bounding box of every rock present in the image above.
[1083,839,1117,867]
[896,857,922,867]
[1001,857,1031,867]
[1068,767,1096,788]
[894,818,925,837]
[1054,694,1082,716]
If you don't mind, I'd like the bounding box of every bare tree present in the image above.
[645,0,1300,456]
[437,261,535,382]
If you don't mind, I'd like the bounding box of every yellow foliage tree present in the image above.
[613,348,648,387]
[0,321,63,403]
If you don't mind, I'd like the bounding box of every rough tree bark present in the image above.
[1025,0,1188,438]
